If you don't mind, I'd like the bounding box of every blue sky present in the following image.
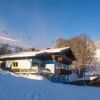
[0,0,100,49]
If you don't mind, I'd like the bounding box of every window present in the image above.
[16,62,18,67]
[12,62,18,67]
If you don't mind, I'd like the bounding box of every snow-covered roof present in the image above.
[0,52,37,58]
[0,47,70,59]
[38,47,70,53]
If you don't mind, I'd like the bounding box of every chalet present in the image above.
[0,47,76,83]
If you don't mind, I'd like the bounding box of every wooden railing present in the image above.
[56,68,72,75]
[11,68,39,74]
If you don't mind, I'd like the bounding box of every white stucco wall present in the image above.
[6,60,12,68]
[18,59,31,68]
[12,59,32,68]
[6,58,42,70]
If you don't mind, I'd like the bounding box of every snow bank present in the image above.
[0,69,45,80]
[0,70,100,100]
[19,74,45,80]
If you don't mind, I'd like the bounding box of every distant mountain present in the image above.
[94,40,100,49]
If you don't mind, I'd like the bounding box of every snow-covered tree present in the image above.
[54,34,96,77]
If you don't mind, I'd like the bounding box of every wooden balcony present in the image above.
[56,68,72,75]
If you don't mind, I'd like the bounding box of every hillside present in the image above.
[94,40,100,61]
[0,70,100,100]
[94,40,100,49]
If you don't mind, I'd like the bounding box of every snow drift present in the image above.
[0,70,100,100]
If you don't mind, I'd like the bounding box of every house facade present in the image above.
[0,47,76,83]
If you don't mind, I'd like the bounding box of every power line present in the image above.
[0,35,32,49]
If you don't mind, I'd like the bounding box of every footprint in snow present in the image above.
[31,91,41,100]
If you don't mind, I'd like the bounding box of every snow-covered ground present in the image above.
[0,70,100,100]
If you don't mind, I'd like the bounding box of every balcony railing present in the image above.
[56,68,72,75]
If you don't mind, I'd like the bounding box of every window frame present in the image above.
[12,62,18,67]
